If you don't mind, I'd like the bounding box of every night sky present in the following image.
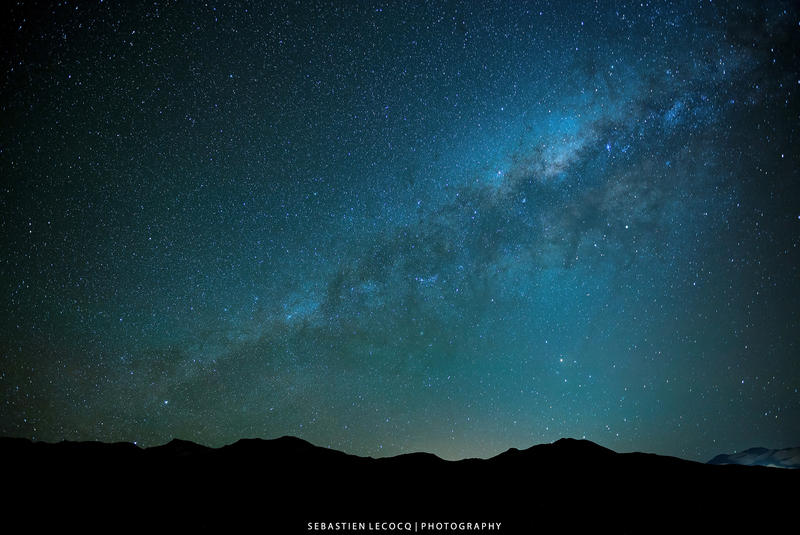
[2,0,799,462]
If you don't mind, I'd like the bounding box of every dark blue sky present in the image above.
[2,0,798,461]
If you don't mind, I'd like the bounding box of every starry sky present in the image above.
[1,0,799,462]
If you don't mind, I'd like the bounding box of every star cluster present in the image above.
[1,1,799,461]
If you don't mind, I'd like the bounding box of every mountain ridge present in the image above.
[708,445,800,469]
[4,433,798,467]
[2,435,796,532]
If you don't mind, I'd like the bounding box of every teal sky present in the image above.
[2,0,799,461]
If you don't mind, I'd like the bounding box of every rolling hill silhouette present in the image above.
[3,436,796,533]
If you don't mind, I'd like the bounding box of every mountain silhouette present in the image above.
[2,436,796,533]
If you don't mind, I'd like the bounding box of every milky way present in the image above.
[1,1,799,461]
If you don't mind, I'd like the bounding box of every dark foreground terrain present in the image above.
[2,436,796,533]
